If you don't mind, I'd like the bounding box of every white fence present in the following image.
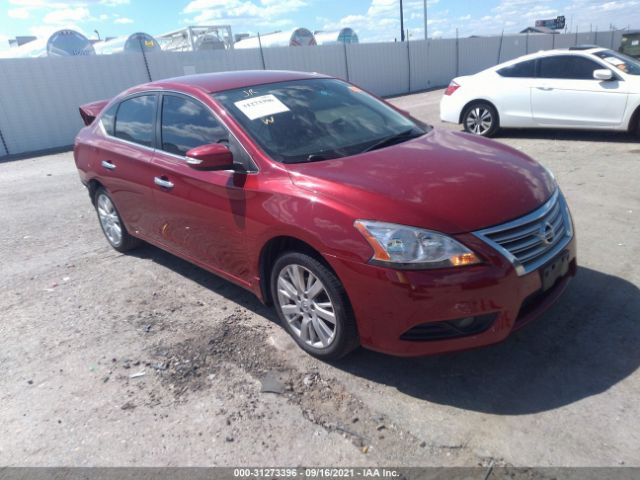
[0,29,625,157]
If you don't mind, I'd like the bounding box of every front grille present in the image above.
[474,190,573,276]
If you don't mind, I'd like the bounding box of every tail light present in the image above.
[444,81,460,96]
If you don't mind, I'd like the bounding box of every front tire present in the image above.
[94,187,141,253]
[462,102,499,137]
[270,252,359,360]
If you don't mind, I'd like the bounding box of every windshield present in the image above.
[594,50,640,75]
[212,78,427,164]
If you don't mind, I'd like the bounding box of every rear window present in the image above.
[497,59,536,78]
[100,103,117,136]
[114,95,156,147]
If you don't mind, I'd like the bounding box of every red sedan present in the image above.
[74,71,576,359]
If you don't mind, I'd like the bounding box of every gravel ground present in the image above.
[0,89,638,467]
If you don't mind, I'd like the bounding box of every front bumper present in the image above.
[328,233,577,356]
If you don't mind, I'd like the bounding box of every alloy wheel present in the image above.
[276,264,337,349]
[466,107,493,135]
[96,193,122,246]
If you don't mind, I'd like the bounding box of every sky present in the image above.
[1,0,639,51]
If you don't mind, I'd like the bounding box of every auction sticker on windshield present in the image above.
[234,94,290,120]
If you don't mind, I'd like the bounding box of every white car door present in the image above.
[531,55,628,128]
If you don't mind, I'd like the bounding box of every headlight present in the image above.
[354,220,481,269]
[542,164,557,188]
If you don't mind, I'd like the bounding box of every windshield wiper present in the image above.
[361,129,423,153]
[305,153,342,162]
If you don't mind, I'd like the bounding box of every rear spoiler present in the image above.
[79,99,110,126]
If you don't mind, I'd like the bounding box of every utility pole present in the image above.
[423,0,428,40]
[400,0,405,42]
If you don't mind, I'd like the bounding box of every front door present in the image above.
[531,55,628,127]
[150,93,254,283]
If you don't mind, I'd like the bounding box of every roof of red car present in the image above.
[145,70,331,94]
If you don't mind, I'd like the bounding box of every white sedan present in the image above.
[440,46,640,137]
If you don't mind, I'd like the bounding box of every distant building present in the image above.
[620,30,640,58]
[156,26,234,52]
[520,26,560,34]
[93,33,160,55]
[0,30,95,58]
[234,28,316,49]
[8,36,36,48]
[234,33,250,43]
[314,28,359,45]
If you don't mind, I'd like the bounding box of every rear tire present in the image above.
[94,187,142,253]
[270,252,359,360]
[462,102,499,137]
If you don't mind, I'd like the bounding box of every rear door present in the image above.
[150,93,256,282]
[94,93,159,239]
[531,55,628,127]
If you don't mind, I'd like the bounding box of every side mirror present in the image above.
[185,143,234,171]
[593,69,614,81]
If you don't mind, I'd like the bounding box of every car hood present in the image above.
[286,128,556,234]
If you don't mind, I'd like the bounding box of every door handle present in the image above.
[536,86,553,91]
[101,160,116,170]
[154,176,174,190]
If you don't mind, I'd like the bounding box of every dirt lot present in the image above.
[1,89,639,467]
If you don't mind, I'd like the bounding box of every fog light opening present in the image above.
[399,313,498,342]
[452,317,475,329]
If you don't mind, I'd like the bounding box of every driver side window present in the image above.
[538,56,602,80]
[160,95,228,156]
[160,94,257,172]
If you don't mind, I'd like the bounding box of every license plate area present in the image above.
[541,250,570,292]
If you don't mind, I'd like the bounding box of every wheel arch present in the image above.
[87,178,105,205]
[628,103,640,134]
[459,98,500,125]
[86,179,136,237]
[258,235,337,306]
